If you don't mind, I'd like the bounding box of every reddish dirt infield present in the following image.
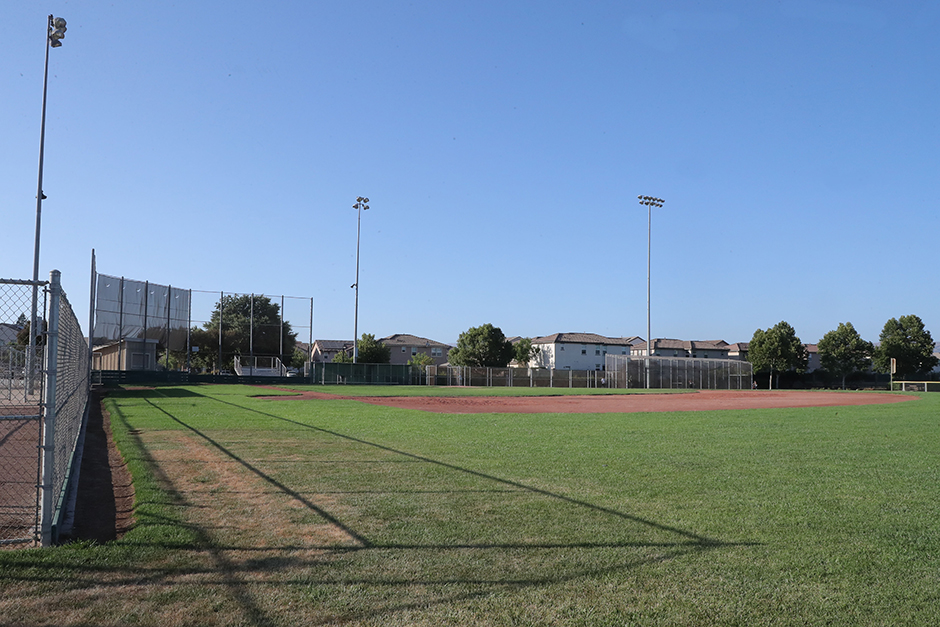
[258,389,915,414]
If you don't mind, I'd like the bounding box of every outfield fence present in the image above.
[604,355,753,390]
[1,272,90,547]
[892,381,940,393]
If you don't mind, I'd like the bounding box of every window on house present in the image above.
[411,347,417,355]
[431,347,442,357]
[402,346,407,353]
[581,349,587,355]
[595,349,600,355]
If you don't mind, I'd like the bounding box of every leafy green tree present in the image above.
[448,323,515,367]
[15,320,46,347]
[748,321,807,390]
[332,349,353,363]
[355,333,391,364]
[873,315,938,378]
[513,337,540,366]
[408,352,435,370]
[189,294,297,373]
[817,322,874,389]
[291,347,310,368]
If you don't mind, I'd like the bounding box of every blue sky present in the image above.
[2,1,938,347]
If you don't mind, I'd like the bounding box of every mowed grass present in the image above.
[1,385,938,626]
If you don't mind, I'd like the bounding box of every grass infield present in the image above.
[1,385,938,626]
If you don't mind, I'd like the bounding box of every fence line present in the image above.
[0,272,89,547]
[604,354,753,390]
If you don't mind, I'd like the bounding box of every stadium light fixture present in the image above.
[352,196,370,363]
[638,195,664,389]
[29,15,67,395]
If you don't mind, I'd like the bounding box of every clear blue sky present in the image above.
[3,1,938,347]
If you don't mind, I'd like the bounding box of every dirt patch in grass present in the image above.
[145,430,358,549]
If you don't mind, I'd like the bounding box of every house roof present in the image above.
[727,342,749,351]
[380,334,451,348]
[532,333,642,347]
[634,338,730,352]
[311,339,353,351]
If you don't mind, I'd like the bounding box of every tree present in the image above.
[817,322,874,389]
[873,315,938,379]
[748,321,807,390]
[332,349,353,363]
[408,352,435,370]
[189,294,297,373]
[355,333,391,364]
[15,320,46,347]
[512,337,541,366]
[447,323,515,367]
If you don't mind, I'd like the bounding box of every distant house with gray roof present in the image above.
[380,334,451,366]
[631,338,730,359]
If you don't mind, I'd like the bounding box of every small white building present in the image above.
[529,333,643,371]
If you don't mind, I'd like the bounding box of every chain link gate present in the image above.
[0,279,46,546]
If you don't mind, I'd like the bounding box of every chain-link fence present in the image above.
[423,366,608,388]
[1,272,89,547]
[604,354,753,390]
[0,279,45,547]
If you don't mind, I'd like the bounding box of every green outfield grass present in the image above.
[1,385,938,626]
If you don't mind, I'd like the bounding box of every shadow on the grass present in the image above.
[39,389,761,626]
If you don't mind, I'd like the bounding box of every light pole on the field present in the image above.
[29,15,67,394]
[351,196,369,363]
[638,195,664,389]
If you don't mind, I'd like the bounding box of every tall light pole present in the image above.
[638,195,664,388]
[351,196,369,363]
[29,15,67,394]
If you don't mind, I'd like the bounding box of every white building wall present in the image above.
[533,342,631,370]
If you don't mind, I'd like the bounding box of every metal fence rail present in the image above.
[0,272,89,547]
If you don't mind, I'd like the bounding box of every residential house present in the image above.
[309,339,354,363]
[804,344,820,372]
[726,342,749,361]
[632,338,731,359]
[380,334,451,366]
[0,323,21,347]
[529,333,643,371]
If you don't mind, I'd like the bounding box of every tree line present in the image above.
[749,315,937,389]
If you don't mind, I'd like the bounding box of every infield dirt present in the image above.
[259,388,915,414]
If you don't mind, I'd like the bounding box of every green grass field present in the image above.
[1,385,939,626]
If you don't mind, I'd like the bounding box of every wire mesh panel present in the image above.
[41,271,91,544]
[605,355,753,390]
[0,279,46,546]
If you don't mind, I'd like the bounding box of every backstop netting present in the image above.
[605,355,753,390]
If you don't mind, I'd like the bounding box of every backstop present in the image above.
[604,354,753,390]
